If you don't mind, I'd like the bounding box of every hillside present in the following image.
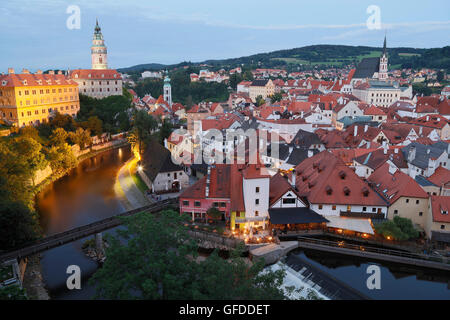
[118,45,449,74]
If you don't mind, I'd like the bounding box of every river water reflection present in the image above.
[36,146,131,299]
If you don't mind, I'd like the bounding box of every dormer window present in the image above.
[1,80,6,86]
[325,185,332,195]
[343,187,350,196]
[22,80,27,85]
[441,209,448,215]
[102,74,105,78]
[88,74,91,78]
[339,171,346,179]
[362,187,369,197]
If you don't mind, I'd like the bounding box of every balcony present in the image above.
[340,211,385,219]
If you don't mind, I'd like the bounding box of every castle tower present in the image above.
[91,19,108,70]
[163,70,172,107]
[378,35,388,81]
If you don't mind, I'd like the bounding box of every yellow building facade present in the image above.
[0,69,80,127]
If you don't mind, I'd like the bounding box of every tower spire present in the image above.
[383,32,387,55]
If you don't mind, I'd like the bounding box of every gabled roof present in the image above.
[141,139,183,182]
[430,196,450,223]
[401,142,448,169]
[368,163,428,204]
[290,129,322,149]
[427,166,450,187]
[354,148,408,170]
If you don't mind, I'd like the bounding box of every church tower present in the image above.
[91,19,108,70]
[163,70,172,107]
[378,35,388,81]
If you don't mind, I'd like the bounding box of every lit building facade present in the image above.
[0,68,80,127]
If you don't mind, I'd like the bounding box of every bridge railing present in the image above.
[296,236,446,263]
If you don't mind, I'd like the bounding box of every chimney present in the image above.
[364,124,368,133]
[419,127,423,135]
[388,165,397,175]
[408,146,416,162]
[7,68,14,74]
[394,148,398,154]
[22,68,30,74]
[354,125,358,136]
[290,169,296,188]
[308,149,314,158]
[289,145,293,154]
[426,115,429,121]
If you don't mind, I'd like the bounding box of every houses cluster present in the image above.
[116,37,450,246]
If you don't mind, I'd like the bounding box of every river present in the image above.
[36,146,132,299]
[35,145,450,300]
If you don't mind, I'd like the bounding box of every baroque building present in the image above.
[69,20,122,99]
[0,68,80,127]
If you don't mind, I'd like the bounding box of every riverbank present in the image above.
[21,141,129,300]
[21,254,50,300]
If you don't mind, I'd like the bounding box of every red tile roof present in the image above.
[430,196,450,223]
[69,69,121,80]
[269,172,304,206]
[0,72,77,87]
[294,151,386,206]
[368,163,428,204]
[427,166,450,187]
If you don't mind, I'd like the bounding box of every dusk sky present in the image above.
[1,0,449,72]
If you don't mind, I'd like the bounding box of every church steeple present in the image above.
[91,19,108,70]
[378,34,388,81]
[163,70,172,107]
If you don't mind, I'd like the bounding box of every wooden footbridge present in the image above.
[0,199,178,263]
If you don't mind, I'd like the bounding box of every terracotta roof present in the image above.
[430,196,450,223]
[408,114,449,129]
[427,166,450,187]
[294,151,386,206]
[69,69,121,80]
[269,172,304,206]
[364,105,386,116]
[0,72,77,87]
[368,162,428,204]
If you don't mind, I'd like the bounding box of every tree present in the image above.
[158,119,173,144]
[69,128,92,150]
[255,95,265,107]
[47,143,77,174]
[0,200,40,250]
[0,286,28,300]
[10,136,47,185]
[206,206,222,221]
[129,110,157,157]
[19,126,41,143]
[0,140,35,206]
[50,127,69,146]
[50,112,76,132]
[393,216,419,239]
[90,210,286,300]
[86,116,103,137]
[269,92,283,104]
[437,70,444,82]
[374,216,419,241]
